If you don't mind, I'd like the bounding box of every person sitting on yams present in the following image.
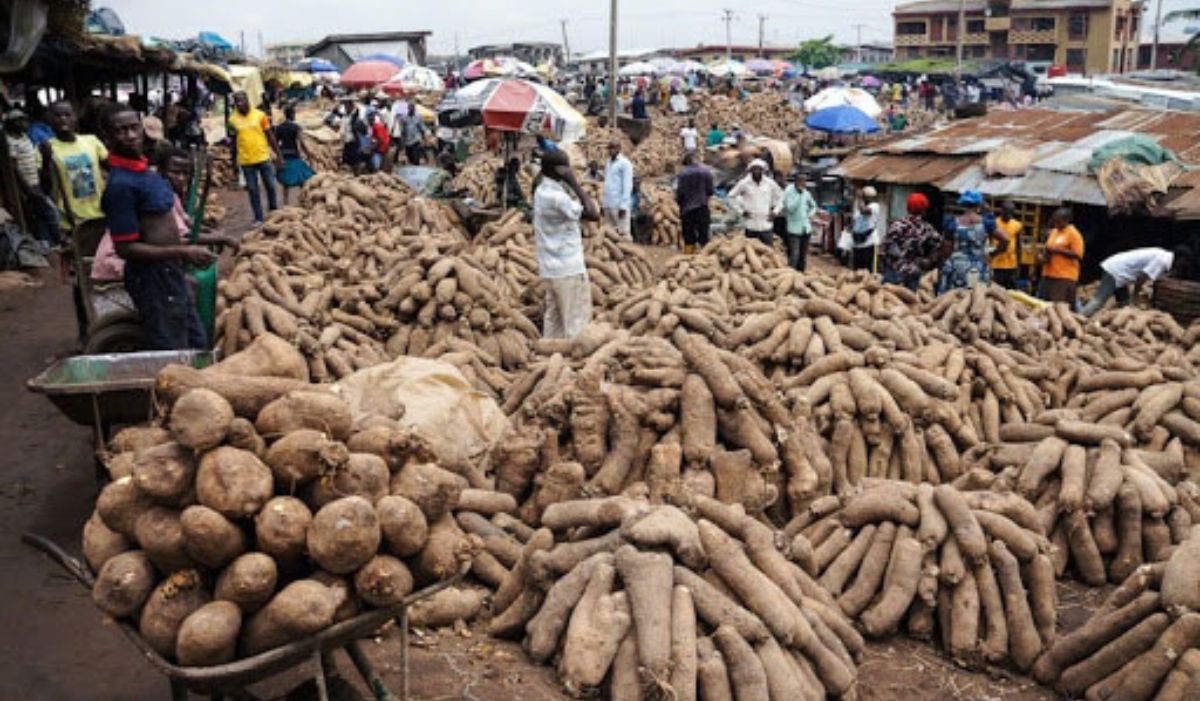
[100,105,214,350]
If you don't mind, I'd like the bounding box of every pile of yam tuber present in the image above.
[791,480,1057,671]
[87,337,514,665]
[1032,523,1200,700]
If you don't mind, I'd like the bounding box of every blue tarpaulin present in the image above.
[805,105,880,135]
[197,31,233,50]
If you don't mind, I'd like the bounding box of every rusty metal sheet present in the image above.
[941,165,1104,206]
[832,153,972,185]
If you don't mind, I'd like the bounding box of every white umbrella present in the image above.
[804,86,881,118]
[382,65,443,94]
[648,56,678,72]
[619,61,658,76]
[707,60,749,78]
[669,59,709,75]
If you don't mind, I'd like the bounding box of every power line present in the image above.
[722,8,735,61]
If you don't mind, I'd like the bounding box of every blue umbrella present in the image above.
[357,53,406,67]
[804,105,880,135]
[294,57,339,73]
[197,31,233,50]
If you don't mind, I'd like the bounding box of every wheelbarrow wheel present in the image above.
[84,321,144,354]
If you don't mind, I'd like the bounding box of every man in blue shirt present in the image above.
[601,139,634,240]
[101,105,213,350]
[630,88,648,120]
[674,153,713,253]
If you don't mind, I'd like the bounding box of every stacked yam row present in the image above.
[1031,521,1200,701]
[493,325,828,529]
[691,93,802,142]
[1060,374,1200,479]
[485,492,861,699]
[299,132,341,173]
[627,121,686,179]
[924,285,1044,352]
[781,336,1067,495]
[973,409,1200,587]
[789,480,1057,672]
[214,174,542,381]
[470,208,655,317]
[87,341,503,666]
[451,156,534,207]
[641,183,682,248]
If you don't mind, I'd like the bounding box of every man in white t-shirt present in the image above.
[1080,246,1182,317]
[680,119,699,153]
[533,150,601,339]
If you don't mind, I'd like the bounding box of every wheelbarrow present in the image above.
[23,532,467,701]
[26,350,216,479]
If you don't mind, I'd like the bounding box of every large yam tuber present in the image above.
[615,545,674,689]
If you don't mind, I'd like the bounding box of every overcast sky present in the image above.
[103,0,1200,58]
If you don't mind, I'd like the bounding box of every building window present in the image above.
[1026,44,1055,61]
[1115,15,1125,39]
[989,3,1009,17]
[1069,13,1089,40]
[971,45,987,57]
[897,21,927,35]
[1014,17,1055,32]
[1066,48,1087,68]
[966,19,985,33]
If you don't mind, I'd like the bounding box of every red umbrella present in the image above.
[340,60,400,88]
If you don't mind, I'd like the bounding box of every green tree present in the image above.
[792,35,842,70]
[1163,9,1200,71]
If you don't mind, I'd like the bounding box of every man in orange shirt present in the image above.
[990,200,1022,289]
[1039,207,1084,305]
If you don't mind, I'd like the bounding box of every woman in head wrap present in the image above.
[882,192,942,291]
[936,190,1000,294]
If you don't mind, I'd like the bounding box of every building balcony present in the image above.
[1009,29,1057,43]
[895,34,929,46]
[985,17,1011,31]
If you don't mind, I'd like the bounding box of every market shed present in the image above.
[832,107,1200,276]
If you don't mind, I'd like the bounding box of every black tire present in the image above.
[84,321,144,354]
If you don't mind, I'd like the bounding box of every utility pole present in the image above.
[257,31,263,59]
[954,0,966,85]
[757,14,767,57]
[722,9,735,62]
[454,33,460,72]
[560,19,571,64]
[852,23,866,63]
[608,0,618,125]
[1151,0,1164,70]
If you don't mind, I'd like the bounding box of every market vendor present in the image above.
[1079,246,1186,317]
[533,149,600,339]
[728,159,782,246]
[102,105,214,350]
[1039,208,1084,305]
[990,200,1021,289]
[882,193,942,290]
[937,190,995,293]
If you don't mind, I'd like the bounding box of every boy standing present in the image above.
[102,105,214,350]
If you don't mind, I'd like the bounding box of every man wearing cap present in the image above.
[602,139,634,240]
[4,109,60,246]
[883,192,942,290]
[729,159,783,246]
[848,186,884,271]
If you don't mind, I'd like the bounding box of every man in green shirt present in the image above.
[705,122,725,147]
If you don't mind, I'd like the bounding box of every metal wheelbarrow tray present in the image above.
[23,532,463,701]
[26,350,216,436]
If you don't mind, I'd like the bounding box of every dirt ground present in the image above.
[0,188,1101,700]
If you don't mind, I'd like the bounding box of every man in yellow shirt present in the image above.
[991,200,1021,289]
[38,100,108,227]
[1039,207,1084,305]
[227,91,281,223]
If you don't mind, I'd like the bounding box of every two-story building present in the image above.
[670,44,795,64]
[893,0,1141,75]
[265,42,309,67]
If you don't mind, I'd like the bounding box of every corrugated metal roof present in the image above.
[831,153,972,186]
[942,165,1106,206]
[849,106,1200,215]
